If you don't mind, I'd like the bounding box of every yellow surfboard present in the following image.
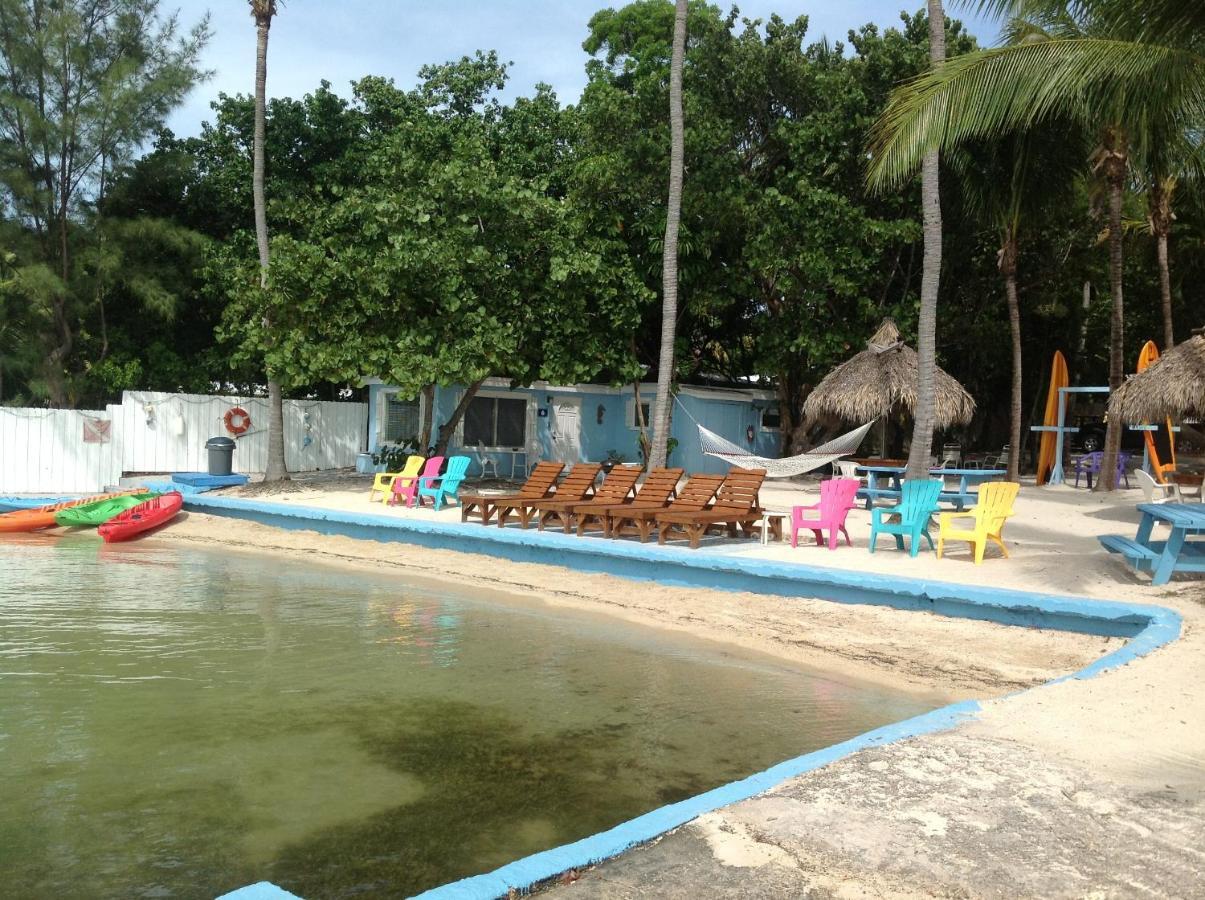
[1136,341,1176,482]
[1036,350,1069,486]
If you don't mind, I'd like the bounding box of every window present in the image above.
[464,395,527,448]
[383,393,421,443]
[631,401,651,430]
[761,406,781,430]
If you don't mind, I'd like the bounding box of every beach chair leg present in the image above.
[974,539,986,565]
[841,525,851,547]
[994,534,1010,558]
[868,529,878,553]
[894,534,905,552]
[936,534,944,558]
[790,526,799,549]
[688,525,703,549]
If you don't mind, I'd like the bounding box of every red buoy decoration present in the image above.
[224,406,252,436]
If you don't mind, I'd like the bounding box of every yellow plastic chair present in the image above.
[369,455,423,503]
[936,481,1020,564]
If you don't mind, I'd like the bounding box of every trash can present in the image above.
[205,436,236,476]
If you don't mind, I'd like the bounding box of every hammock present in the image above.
[696,420,874,478]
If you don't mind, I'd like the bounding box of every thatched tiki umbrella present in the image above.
[804,318,975,456]
[1110,332,1205,423]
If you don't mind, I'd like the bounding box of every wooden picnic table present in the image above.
[855,465,1007,512]
[1099,502,1205,586]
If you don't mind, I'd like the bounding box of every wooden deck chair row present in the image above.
[572,467,685,536]
[656,468,768,549]
[606,473,724,542]
[460,462,564,525]
[495,463,602,528]
[533,465,643,532]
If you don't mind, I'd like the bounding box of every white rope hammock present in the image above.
[696,419,874,478]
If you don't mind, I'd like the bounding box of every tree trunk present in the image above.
[905,0,945,480]
[1150,177,1174,350]
[1096,131,1127,493]
[1001,233,1022,482]
[434,378,485,456]
[252,11,287,482]
[419,384,435,450]
[647,0,687,471]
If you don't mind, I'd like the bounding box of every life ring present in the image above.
[224,406,252,436]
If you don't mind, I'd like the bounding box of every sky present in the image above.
[165,1,1000,138]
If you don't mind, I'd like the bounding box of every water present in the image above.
[0,534,937,899]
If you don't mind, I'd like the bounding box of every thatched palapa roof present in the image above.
[803,318,975,428]
[1110,332,1205,423]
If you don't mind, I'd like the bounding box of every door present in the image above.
[550,398,582,463]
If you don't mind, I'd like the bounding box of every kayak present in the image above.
[0,490,146,533]
[98,492,184,543]
[54,492,158,528]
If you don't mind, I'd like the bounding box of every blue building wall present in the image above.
[366,380,780,477]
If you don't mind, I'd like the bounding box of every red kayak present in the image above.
[98,492,184,543]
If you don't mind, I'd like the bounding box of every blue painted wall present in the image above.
[366,381,781,476]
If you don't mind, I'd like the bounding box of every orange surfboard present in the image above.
[1136,341,1176,482]
[1036,351,1069,486]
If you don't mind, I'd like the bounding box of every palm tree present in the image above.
[905,0,947,481]
[1147,174,1176,350]
[868,0,1205,490]
[249,0,287,482]
[647,0,687,470]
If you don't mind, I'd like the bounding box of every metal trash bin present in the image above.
[205,436,236,476]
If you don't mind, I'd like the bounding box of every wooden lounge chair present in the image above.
[936,481,1019,564]
[533,465,642,532]
[572,467,685,536]
[496,462,602,528]
[460,461,564,525]
[655,469,768,549]
[607,473,723,541]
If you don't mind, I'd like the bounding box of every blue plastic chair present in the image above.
[417,455,471,511]
[868,479,943,557]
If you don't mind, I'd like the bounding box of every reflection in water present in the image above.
[0,536,936,898]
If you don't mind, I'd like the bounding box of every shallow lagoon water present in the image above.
[0,534,937,898]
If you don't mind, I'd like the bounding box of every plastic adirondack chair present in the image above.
[1116,451,1132,488]
[868,479,942,557]
[937,481,1020,564]
[791,478,860,550]
[1136,469,1180,504]
[417,455,471,510]
[370,454,423,503]
[1073,452,1102,487]
[391,456,444,507]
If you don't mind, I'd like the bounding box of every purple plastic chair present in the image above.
[1073,450,1130,488]
[791,478,861,550]
[391,456,444,507]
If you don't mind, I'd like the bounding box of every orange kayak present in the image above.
[0,490,146,533]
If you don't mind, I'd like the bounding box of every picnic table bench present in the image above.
[1099,502,1205,585]
[855,466,1007,512]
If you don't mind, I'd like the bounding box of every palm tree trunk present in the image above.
[252,9,287,482]
[1150,177,1174,350]
[1001,234,1022,482]
[1096,131,1127,493]
[647,0,687,471]
[905,0,945,480]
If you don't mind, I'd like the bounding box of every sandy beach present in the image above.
[151,474,1205,897]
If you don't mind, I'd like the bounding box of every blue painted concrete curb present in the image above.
[185,495,1182,900]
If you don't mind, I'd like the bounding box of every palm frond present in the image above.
[867,38,1205,191]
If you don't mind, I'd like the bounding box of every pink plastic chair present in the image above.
[791,478,860,550]
[391,456,444,507]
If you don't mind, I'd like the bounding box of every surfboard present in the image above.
[1136,341,1176,482]
[1036,351,1069,486]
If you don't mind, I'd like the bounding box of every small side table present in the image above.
[755,511,787,545]
[1172,473,1204,501]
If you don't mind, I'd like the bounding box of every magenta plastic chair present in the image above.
[791,478,860,550]
[391,456,444,507]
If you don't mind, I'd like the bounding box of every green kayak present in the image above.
[54,492,158,528]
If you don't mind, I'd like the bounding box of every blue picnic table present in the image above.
[856,465,1008,512]
[1099,502,1205,586]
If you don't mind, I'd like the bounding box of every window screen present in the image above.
[761,406,781,429]
[384,394,421,443]
[463,396,527,447]
[632,402,651,429]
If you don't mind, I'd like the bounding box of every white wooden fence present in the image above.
[0,391,367,493]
